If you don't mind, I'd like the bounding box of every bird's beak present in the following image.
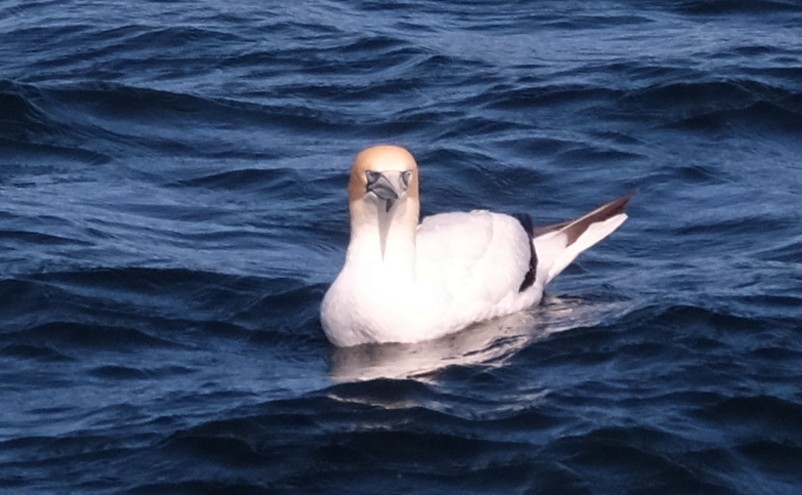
[365,170,410,212]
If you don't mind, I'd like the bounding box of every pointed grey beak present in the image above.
[366,170,411,212]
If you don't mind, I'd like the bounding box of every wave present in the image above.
[0,79,347,168]
[693,395,802,434]
[173,167,320,193]
[483,70,802,135]
[0,81,113,174]
[0,268,321,347]
[673,0,802,15]
[2,282,800,494]
[0,81,58,139]
[623,79,802,133]
[59,381,795,494]
[2,321,180,351]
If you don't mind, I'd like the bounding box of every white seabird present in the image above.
[321,145,629,347]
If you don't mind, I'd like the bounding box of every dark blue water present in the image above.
[2,1,802,493]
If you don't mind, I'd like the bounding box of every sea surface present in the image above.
[2,1,802,494]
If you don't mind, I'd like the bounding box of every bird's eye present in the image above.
[401,170,412,187]
[365,170,381,184]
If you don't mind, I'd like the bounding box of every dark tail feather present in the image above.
[532,193,632,286]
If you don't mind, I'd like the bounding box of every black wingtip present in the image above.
[605,191,635,217]
[511,213,538,292]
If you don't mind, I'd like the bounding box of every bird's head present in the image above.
[347,145,420,258]
[349,144,419,219]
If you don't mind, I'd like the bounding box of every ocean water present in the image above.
[2,1,802,493]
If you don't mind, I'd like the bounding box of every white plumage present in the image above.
[321,145,629,347]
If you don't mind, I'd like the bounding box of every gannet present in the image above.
[321,145,629,347]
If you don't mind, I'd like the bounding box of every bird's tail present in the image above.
[532,194,631,287]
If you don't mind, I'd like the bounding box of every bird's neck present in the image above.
[347,199,418,273]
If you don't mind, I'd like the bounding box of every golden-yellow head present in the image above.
[348,145,419,209]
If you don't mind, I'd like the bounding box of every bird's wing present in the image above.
[416,210,534,310]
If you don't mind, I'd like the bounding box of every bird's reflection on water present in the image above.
[329,295,632,382]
